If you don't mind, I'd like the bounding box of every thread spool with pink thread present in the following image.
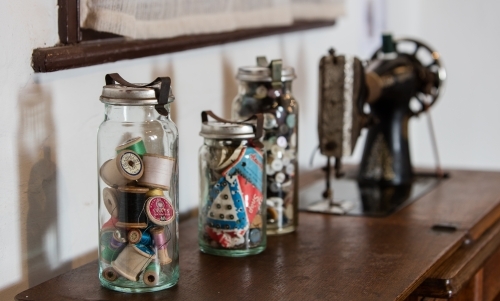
[150,226,172,265]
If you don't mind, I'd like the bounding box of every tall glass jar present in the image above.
[97,74,179,293]
[198,111,266,256]
[232,59,298,235]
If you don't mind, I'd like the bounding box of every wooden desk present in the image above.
[15,170,500,301]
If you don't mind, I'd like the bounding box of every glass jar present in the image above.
[97,74,179,293]
[232,59,298,235]
[198,111,266,256]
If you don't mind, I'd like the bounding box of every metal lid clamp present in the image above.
[256,57,283,91]
[104,73,172,116]
[200,110,264,146]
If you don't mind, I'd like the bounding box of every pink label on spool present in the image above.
[146,196,175,225]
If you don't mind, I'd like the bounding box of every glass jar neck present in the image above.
[104,104,171,122]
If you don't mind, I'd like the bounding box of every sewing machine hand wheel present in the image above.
[371,38,447,115]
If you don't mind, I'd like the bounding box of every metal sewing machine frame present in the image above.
[302,34,447,216]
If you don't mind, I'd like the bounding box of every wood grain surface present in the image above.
[15,169,500,301]
[413,218,500,298]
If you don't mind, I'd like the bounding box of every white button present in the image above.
[275,172,286,183]
[277,136,288,148]
[271,159,283,171]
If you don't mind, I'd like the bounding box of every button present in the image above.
[279,124,289,135]
[249,229,261,244]
[271,145,284,158]
[277,136,288,148]
[263,113,277,129]
[275,172,286,183]
[271,159,283,171]
[286,163,295,175]
[266,164,276,176]
[255,85,268,99]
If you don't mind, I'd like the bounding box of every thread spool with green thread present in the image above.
[143,262,161,286]
[116,137,146,156]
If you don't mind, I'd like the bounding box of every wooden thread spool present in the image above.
[100,150,144,187]
[102,267,119,282]
[110,230,126,249]
[100,230,124,264]
[143,262,161,287]
[150,226,172,265]
[127,229,142,244]
[103,187,119,218]
[138,154,175,190]
[115,186,149,229]
[111,245,156,282]
[146,188,165,198]
[146,195,175,226]
[116,137,146,157]
[101,245,122,264]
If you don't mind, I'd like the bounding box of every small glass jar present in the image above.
[232,59,298,235]
[198,111,266,256]
[97,75,179,293]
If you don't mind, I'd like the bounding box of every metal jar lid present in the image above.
[200,121,256,139]
[236,66,296,82]
[100,83,175,105]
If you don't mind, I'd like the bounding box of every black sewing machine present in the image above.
[300,34,447,216]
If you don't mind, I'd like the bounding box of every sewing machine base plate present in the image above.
[299,173,442,217]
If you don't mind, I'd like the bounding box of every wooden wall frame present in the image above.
[32,0,336,73]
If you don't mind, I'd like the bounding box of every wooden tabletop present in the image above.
[15,169,500,301]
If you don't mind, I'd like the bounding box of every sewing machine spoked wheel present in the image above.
[371,38,447,115]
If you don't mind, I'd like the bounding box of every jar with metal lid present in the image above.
[97,73,179,292]
[232,58,298,235]
[198,111,266,256]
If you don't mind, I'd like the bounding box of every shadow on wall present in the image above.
[0,82,98,301]
[18,83,72,288]
[222,56,238,119]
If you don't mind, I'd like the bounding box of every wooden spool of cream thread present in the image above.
[143,262,161,287]
[115,137,146,157]
[102,267,119,282]
[111,245,156,282]
[138,153,175,190]
[115,186,149,229]
[150,226,172,265]
[103,187,119,218]
[100,150,144,187]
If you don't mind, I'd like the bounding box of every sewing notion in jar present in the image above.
[232,58,298,235]
[97,73,179,293]
[198,111,266,257]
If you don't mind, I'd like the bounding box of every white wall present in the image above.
[1,0,499,300]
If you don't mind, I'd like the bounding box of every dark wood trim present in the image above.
[412,218,500,298]
[58,0,81,45]
[32,20,335,73]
